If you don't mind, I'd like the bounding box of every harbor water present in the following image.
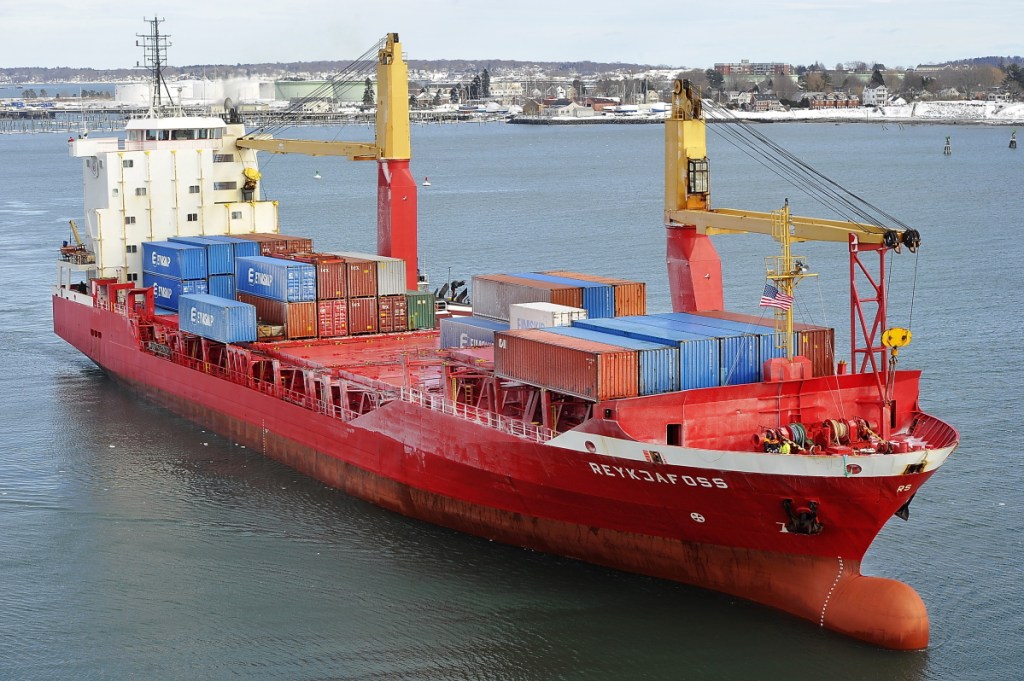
[1,121,1020,679]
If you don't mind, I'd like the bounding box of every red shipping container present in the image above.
[345,258,378,298]
[348,296,379,335]
[494,328,638,402]
[541,270,647,317]
[472,273,584,321]
[236,233,313,256]
[690,310,835,377]
[285,253,347,300]
[378,294,409,333]
[236,292,317,339]
[317,299,349,337]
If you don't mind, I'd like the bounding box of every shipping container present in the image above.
[508,301,588,330]
[405,290,436,330]
[316,298,348,337]
[201,235,261,259]
[377,294,409,333]
[688,310,836,377]
[653,312,782,382]
[572,317,720,390]
[207,274,235,300]
[544,326,680,395]
[439,316,509,349]
[234,232,313,256]
[494,329,639,402]
[234,255,316,302]
[328,251,407,296]
[342,258,378,298]
[236,292,317,339]
[143,271,208,311]
[142,241,207,280]
[285,253,347,300]
[512,272,615,318]
[471,274,584,321]
[622,315,760,385]
[178,293,257,344]
[541,270,647,317]
[169,235,233,275]
[348,296,380,335]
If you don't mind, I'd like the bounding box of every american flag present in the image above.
[760,283,794,310]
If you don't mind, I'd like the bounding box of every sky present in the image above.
[1,0,1020,71]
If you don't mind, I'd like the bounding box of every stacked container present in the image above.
[572,317,721,390]
[234,232,313,256]
[543,326,680,396]
[169,235,233,275]
[511,272,615,319]
[628,315,760,385]
[142,241,208,311]
[329,251,409,335]
[200,235,261,259]
[178,293,257,344]
[471,274,583,322]
[494,328,639,402]
[234,255,317,339]
[541,270,647,317]
[378,294,408,333]
[284,253,349,337]
[687,310,836,377]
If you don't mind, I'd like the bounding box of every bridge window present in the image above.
[189,185,200,194]
[135,187,147,196]
[122,159,134,168]
[125,244,137,253]
[187,213,198,222]
[124,216,136,225]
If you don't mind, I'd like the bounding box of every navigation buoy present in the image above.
[943,136,951,155]
[423,176,431,186]
[1011,130,1017,150]
[314,170,322,180]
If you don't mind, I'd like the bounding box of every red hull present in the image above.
[53,293,944,649]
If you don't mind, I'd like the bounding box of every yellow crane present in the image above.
[663,78,920,381]
[234,33,419,290]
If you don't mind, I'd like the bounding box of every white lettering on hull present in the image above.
[589,462,728,489]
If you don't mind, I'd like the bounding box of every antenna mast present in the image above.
[137,17,176,115]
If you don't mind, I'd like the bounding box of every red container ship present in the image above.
[53,21,957,650]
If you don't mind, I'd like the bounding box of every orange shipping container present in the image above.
[378,294,408,333]
[236,292,317,339]
[345,258,378,298]
[348,296,379,335]
[494,328,639,401]
[286,253,347,300]
[235,232,313,257]
[541,270,647,317]
[317,299,349,337]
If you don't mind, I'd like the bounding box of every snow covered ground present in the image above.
[723,101,1024,125]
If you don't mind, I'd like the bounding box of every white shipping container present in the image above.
[509,302,588,330]
[328,251,407,295]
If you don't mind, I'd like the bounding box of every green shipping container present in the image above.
[406,290,436,330]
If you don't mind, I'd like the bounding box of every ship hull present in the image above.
[54,292,937,648]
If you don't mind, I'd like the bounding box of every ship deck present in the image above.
[252,330,444,389]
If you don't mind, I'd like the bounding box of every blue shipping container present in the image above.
[630,315,760,385]
[178,293,257,344]
[208,274,235,299]
[544,326,680,395]
[169,235,234,275]
[144,271,208,311]
[653,312,787,377]
[572,317,720,390]
[440,316,510,349]
[142,241,207,280]
[512,272,616,319]
[202,235,262,259]
[235,255,316,302]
